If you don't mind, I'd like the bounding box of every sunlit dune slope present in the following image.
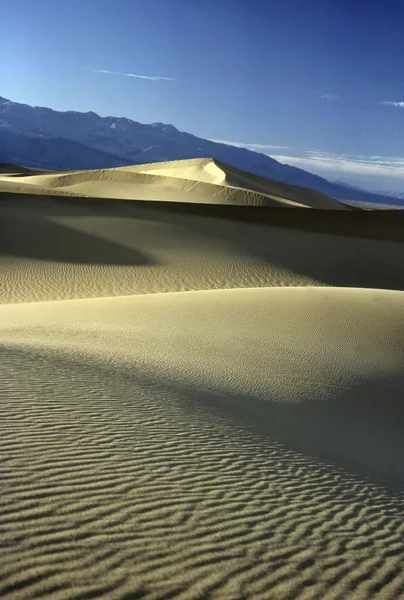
[1,287,404,599]
[0,157,347,209]
[131,158,347,209]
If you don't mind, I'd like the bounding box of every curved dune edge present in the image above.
[0,157,347,209]
[2,286,404,599]
[2,285,404,406]
[2,286,404,600]
[2,286,404,475]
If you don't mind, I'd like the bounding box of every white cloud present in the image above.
[272,150,404,176]
[381,101,404,108]
[209,139,288,150]
[320,94,339,100]
[92,69,176,81]
[271,151,404,191]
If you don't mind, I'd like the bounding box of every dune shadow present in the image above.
[4,341,403,493]
[3,191,404,290]
[137,371,404,494]
[62,196,404,291]
[230,219,404,291]
[0,213,155,266]
[2,340,404,600]
[4,191,404,236]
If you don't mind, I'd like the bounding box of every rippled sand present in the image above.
[1,162,404,599]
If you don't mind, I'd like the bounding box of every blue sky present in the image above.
[2,0,404,191]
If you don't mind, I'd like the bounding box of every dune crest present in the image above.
[0,157,346,209]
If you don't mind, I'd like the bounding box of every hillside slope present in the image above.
[0,128,131,171]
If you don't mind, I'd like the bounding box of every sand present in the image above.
[0,158,346,209]
[3,190,404,304]
[1,159,404,599]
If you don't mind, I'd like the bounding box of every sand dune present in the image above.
[1,161,404,599]
[1,287,404,599]
[0,163,41,175]
[0,158,346,209]
[2,191,404,304]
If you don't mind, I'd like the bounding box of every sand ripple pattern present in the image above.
[1,348,404,600]
[1,287,404,599]
[2,195,404,304]
[2,161,404,599]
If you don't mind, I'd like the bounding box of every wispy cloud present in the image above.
[92,69,176,81]
[271,150,404,185]
[380,101,404,108]
[209,139,288,150]
[320,94,339,100]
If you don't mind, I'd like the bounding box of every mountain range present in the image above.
[334,180,404,203]
[375,190,404,201]
[1,95,402,207]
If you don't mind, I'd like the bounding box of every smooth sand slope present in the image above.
[0,158,346,209]
[1,162,404,599]
[1,287,404,600]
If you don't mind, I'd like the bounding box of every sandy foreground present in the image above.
[1,160,404,599]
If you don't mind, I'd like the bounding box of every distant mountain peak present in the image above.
[150,122,178,134]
